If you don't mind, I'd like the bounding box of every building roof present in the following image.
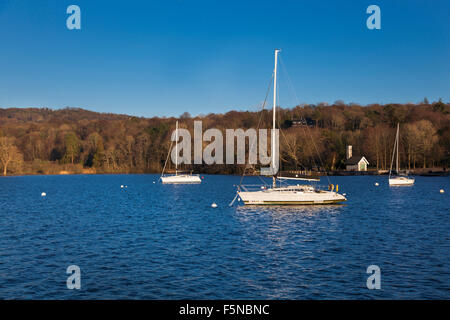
[345,156,369,165]
[291,118,315,127]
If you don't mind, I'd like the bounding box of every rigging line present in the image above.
[275,73,309,173]
[257,171,269,184]
[276,72,311,172]
[160,137,174,180]
[277,57,318,174]
[228,192,239,207]
[239,73,274,187]
[275,117,308,173]
[275,71,304,173]
[389,127,397,176]
[279,56,331,185]
[296,105,330,184]
[274,64,308,185]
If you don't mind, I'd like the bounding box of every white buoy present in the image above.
[120,185,124,188]
[375,182,379,186]
[440,189,445,194]
[153,181,156,184]
[211,202,218,208]
[41,192,46,197]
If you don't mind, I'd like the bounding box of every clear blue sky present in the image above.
[0,0,448,117]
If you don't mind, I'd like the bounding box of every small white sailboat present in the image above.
[237,49,346,205]
[160,173,201,184]
[388,123,414,186]
[160,121,201,184]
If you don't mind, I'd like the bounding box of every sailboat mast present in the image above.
[272,49,279,188]
[176,120,178,175]
[396,123,399,173]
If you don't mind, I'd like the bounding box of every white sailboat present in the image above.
[388,123,414,186]
[160,121,202,184]
[237,49,347,205]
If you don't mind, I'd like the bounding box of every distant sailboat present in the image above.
[388,123,414,186]
[236,49,347,205]
[160,121,201,184]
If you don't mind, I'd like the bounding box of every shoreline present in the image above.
[1,169,448,178]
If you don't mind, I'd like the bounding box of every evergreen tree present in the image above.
[93,138,105,167]
[63,132,80,164]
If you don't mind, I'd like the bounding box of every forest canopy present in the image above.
[0,101,448,176]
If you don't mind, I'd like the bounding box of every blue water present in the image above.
[0,174,449,299]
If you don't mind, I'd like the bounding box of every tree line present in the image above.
[0,100,448,176]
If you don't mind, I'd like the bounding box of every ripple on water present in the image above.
[0,174,448,299]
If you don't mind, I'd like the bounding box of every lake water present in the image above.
[0,174,448,299]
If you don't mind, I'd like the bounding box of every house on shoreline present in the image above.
[345,145,369,171]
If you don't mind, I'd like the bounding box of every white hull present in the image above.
[161,175,201,184]
[389,177,414,186]
[238,186,346,205]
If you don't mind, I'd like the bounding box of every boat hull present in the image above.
[238,189,347,205]
[161,175,201,184]
[389,177,414,186]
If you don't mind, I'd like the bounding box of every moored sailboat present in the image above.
[236,49,347,205]
[388,123,414,186]
[160,121,201,184]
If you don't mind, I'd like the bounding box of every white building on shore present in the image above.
[345,145,369,171]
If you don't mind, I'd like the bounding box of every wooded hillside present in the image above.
[0,101,448,176]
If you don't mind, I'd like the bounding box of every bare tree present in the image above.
[415,120,438,168]
[0,137,23,176]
